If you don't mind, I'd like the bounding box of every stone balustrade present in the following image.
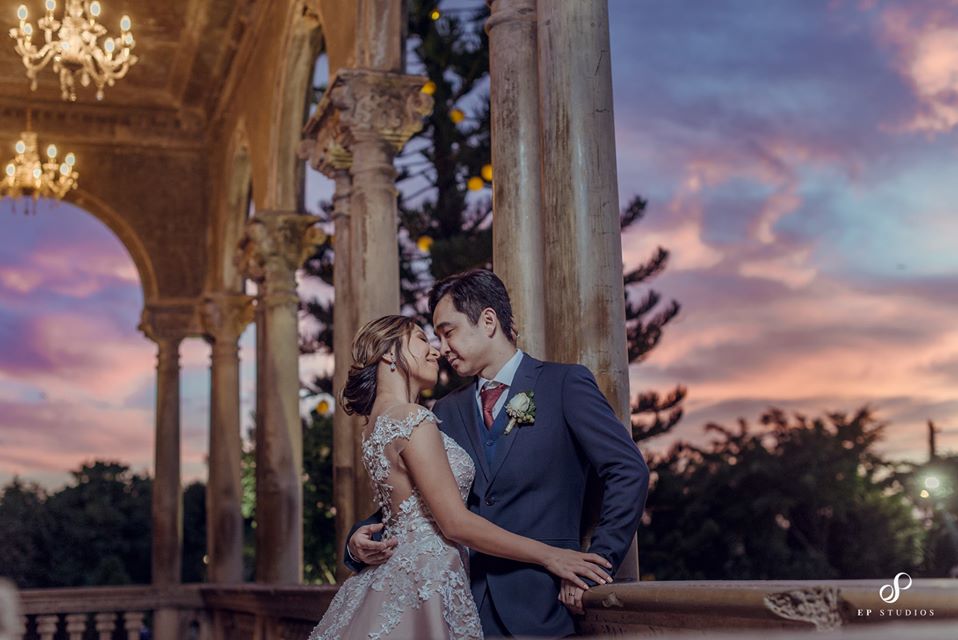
[4,579,957,639]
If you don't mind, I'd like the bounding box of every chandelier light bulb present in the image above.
[1,130,79,204]
[10,0,138,100]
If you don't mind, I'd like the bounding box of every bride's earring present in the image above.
[389,362,396,372]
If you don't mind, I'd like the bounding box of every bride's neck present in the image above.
[372,375,421,414]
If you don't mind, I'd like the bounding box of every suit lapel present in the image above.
[455,384,490,481]
[488,354,543,486]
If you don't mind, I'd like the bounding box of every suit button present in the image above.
[485,496,496,506]
[485,440,494,447]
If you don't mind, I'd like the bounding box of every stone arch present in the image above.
[267,3,325,212]
[67,188,160,303]
[221,120,254,292]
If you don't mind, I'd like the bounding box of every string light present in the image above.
[430,8,441,20]
[481,164,493,182]
[421,80,437,95]
[467,176,483,191]
[450,108,465,124]
[417,235,434,253]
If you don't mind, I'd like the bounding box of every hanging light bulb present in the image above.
[1,131,79,211]
[10,0,139,101]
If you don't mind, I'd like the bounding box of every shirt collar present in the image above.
[477,349,524,391]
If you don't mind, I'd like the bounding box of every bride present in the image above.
[307,315,612,640]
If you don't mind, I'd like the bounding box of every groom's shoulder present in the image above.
[531,356,590,378]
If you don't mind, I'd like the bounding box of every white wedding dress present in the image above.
[307,407,484,640]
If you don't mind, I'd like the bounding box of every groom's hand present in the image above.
[348,523,397,565]
[558,578,586,615]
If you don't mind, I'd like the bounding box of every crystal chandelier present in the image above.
[9,0,137,102]
[1,131,79,209]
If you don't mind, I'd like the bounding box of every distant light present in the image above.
[924,476,941,490]
[430,9,441,21]
[316,399,330,416]
[467,176,483,191]
[450,108,465,124]
[920,489,930,499]
[481,164,493,182]
[421,80,437,96]
[417,235,434,253]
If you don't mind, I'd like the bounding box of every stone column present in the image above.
[236,212,325,584]
[303,69,432,516]
[486,0,547,356]
[300,131,360,579]
[537,0,639,579]
[201,292,255,583]
[139,303,195,640]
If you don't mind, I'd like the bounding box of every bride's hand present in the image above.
[541,548,613,589]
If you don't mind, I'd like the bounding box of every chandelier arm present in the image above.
[16,44,59,75]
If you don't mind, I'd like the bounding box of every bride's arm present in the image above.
[401,417,612,589]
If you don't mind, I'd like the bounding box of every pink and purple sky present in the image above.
[1,0,957,489]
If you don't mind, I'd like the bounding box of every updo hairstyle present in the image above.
[340,315,419,417]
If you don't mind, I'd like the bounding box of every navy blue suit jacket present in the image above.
[344,354,649,637]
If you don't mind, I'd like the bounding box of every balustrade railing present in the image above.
[3,579,956,639]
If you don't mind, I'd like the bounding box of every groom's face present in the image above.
[433,295,488,377]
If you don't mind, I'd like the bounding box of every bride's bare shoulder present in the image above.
[380,403,438,424]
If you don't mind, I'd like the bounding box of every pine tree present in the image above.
[299,1,685,433]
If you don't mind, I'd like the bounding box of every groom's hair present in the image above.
[429,269,516,344]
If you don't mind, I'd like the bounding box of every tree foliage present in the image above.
[637,407,926,580]
[0,461,206,588]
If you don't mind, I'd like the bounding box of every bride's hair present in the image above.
[341,315,419,417]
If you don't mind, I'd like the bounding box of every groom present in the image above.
[344,269,649,637]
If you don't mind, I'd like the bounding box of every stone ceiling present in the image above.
[0,0,258,150]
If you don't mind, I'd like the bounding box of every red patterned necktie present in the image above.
[480,382,507,430]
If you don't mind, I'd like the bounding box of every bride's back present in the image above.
[361,404,475,538]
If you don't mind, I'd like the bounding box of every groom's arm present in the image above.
[562,364,649,576]
[343,510,385,573]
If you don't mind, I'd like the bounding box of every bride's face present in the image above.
[402,325,441,388]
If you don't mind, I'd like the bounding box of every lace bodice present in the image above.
[361,407,475,541]
[307,406,482,640]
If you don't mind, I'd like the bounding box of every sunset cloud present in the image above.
[613,0,958,461]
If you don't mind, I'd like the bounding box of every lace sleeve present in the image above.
[382,406,440,447]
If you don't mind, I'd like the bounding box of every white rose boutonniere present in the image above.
[503,391,535,435]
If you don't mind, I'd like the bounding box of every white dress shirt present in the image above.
[475,349,524,422]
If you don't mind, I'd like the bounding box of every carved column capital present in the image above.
[303,69,433,165]
[201,292,255,346]
[138,301,198,345]
[235,211,326,287]
[298,133,352,179]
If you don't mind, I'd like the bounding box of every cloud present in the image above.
[875,0,958,134]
